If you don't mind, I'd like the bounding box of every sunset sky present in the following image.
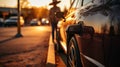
[0,0,70,10]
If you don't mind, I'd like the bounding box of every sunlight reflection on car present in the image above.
[30,19,41,26]
[41,18,49,25]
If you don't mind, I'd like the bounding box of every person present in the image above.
[49,0,61,42]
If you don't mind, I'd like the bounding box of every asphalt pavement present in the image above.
[0,26,50,67]
[0,26,66,67]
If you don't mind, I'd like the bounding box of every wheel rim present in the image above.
[68,41,77,67]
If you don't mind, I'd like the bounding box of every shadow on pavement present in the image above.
[0,36,19,44]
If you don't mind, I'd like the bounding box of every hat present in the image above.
[49,0,61,5]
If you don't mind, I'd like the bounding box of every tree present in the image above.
[20,0,30,8]
[39,6,49,19]
[31,6,49,19]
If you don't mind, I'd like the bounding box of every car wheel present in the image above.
[67,37,82,67]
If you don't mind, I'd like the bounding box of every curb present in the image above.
[46,35,55,67]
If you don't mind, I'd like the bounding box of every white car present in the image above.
[4,16,24,26]
[30,19,41,26]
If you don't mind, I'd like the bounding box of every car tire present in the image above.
[67,36,82,67]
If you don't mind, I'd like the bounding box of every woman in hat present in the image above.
[49,0,61,42]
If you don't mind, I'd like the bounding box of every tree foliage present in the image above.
[31,6,49,19]
[20,0,30,8]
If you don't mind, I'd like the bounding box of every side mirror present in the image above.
[66,22,95,39]
[66,23,83,35]
[56,12,66,22]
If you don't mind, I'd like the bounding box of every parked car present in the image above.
[55,0,120,67]
[4,16,24,26]
[30,19,41,26]
[0,18,4,27]
[41,18,49,25]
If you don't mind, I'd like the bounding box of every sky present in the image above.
[0,0,17,7]
[0,0,70,10]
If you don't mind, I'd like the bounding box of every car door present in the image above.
[75,0,120,67]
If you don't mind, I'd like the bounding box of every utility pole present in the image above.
[15,0,23,37]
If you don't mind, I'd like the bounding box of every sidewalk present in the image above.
[46,35,66,67]
[46,35,56,67]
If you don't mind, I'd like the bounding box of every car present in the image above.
[55,0,120,67]
[41,18,49,25]
[0,18,4,27]
[4,16,24,26]
[30,19,41,26]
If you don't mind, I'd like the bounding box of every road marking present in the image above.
[80,53,105,67]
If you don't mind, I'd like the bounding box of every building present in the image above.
[0,7,18,19]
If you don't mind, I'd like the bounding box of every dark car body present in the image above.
[4,16,24,26]
[56,0,120,67]
[0,18,4,27]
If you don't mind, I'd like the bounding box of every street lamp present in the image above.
[15,0,23,37]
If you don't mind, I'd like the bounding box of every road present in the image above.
[0,26,51,67]
[55,52,66,67]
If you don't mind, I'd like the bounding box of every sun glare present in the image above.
[29,0,41,7]
[0,0,70,10]
[28,0,70,10]
[29,0,51,7]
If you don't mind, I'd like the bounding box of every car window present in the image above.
[9,16,24,20]
[10,18,17,20]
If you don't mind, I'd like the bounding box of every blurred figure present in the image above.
[49,0,61,42]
